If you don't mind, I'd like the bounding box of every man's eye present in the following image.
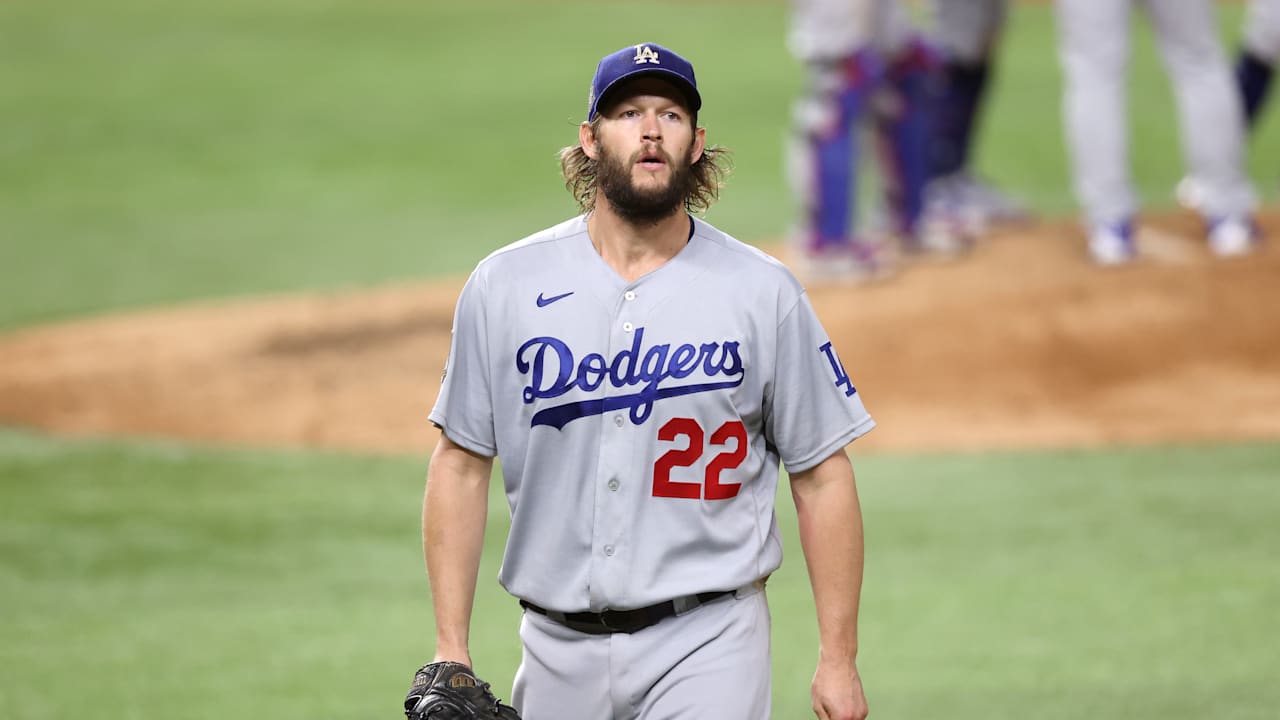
[621,109,639,118]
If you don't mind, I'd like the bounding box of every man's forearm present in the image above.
[423,436,494,662]
[790,450,865,664]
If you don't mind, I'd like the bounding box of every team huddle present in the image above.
[787,0,1271,274]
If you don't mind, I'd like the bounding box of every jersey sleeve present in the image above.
[427,268,497,457]
[766,291,876,474]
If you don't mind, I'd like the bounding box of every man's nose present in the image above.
[641,112,662,141]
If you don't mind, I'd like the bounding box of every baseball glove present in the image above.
[403,661,521,720]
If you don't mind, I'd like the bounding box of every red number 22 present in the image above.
[652,418,748,500]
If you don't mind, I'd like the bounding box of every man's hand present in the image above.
[810,657,868,720]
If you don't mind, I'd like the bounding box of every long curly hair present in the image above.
[558,116,732,215]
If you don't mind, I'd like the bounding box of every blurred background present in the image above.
[1,1,1278,718]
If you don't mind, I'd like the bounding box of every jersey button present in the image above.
[607,478,620,491]
[614,415,624,427]
[622,321,634,332]
[603,545,615,557]
[624,291,636,301]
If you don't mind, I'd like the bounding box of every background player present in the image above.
[1179,0,1280,208]
[922,0,1029,236]
[786,0,958,283]
[1056,0,1259,264]
[420,42,874,720]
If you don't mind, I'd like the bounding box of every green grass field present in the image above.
[3,430,1278,719]
[3,2,1279,718]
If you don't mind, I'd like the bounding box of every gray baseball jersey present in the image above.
[429,214,874,613]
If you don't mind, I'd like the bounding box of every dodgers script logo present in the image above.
[516,327,744,429]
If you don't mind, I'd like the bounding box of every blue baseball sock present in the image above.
[807,53,878,249]
[1237,49,1274,130]
[877,41,938,237]
[927,58,989,181]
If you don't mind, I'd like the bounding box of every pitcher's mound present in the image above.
[2,211,1278,455]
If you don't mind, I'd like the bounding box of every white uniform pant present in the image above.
[1244,0,1280,61]
[929,0,1008,63]
[788,0,913,62]
[1056,0,1255,226]
[512,587,771,720]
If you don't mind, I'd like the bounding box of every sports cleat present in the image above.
[793,240,896,286]
[925,171,1028,237]
[923,174,976,236]
[905,214,972,258]
[865,199,970,261]
[1206,216,1258,257]
[1088,219,1136,266]
[923,175,982,239]
[951,171,1029,225]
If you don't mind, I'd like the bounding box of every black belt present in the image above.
[519,590,734,635]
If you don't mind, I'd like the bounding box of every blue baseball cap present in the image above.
[587,42,702,120]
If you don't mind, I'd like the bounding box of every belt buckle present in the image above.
[598,610,623,633]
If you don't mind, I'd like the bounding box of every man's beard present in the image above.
[595,145,696,225]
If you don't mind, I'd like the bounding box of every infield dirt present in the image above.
[2,210,1278,455]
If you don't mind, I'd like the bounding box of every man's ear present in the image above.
[690,126,706,165]
[579,121,599,160]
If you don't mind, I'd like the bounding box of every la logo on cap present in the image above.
[633,44,660,65]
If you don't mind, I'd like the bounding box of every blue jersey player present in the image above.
[786,0,961,283]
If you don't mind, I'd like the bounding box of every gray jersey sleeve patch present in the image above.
[766,292,875,473]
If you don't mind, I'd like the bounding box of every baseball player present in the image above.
[1056,0,1259,264]
[418,42,874,720]
[1177,0,1280,210]
[787,0,958,283]
[922,0,1028,235]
